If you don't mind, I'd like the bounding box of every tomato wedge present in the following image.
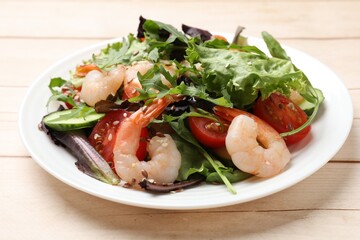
[253,93,311,145]
[188,117,228,148]
[88,110,148,169]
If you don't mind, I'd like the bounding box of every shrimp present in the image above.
[123,61,154,98]
[80,65,125,106]
[81,60,178,106]
[113,95,182,184]
[214,106,291,178]
[123,60,178,98]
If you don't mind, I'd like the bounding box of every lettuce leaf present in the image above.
[187,42,308,108]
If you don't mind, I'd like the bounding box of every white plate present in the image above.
[19,34,353,210]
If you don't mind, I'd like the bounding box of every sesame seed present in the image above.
[113,120,120,125]
[107,133,112,141]
[94,133,100,140]
[287,102,296,111]
[133,51,139,56]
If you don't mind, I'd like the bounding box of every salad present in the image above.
[41,16,324,194]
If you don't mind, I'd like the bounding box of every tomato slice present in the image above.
[253,93,311,145]
[188,117,228,148]
[88,110,148,169]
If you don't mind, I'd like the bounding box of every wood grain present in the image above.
[0,1,359,39]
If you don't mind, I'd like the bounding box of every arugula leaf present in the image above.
[47,77,77,107]
[93,34,150,70]
[48,77,67,94]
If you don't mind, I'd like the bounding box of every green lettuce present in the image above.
[261,31,324,136]
[186,41,309,109]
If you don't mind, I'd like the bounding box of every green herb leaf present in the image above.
[143,20,188,44]
[48,77,67,94]
[47,77,78,107]
[93,34,149,70]
[261,31,290,60]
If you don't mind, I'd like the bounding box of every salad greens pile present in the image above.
[42,17,323,194]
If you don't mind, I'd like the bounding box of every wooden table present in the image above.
[2,0,359,239]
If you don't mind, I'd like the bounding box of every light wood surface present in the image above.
[1,0,359,239]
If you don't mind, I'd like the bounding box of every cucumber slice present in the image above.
[299,88,324,116]
[43,108,105,131]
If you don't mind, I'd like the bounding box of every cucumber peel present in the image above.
[43,108,105,131]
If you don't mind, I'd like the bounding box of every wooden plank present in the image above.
[333,119,360,161]
[2,159,360,211]
[281,39,360,90]
[0,39,100,88]
[0,38,359,89]
[0,1,359,39]
[2,210,360,239]
[1,159,360,239]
